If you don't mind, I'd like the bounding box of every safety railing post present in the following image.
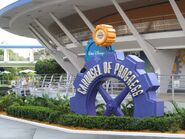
[111,80,113,94]
[172,74,175,101]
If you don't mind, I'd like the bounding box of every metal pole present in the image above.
[111,80,113,94]
[111,0,160,73]
[49,12,82,47]
[172,74,175,101]
[73,5,94,32]
[169,0,185,33]
[35,19,84,71]
[29,25,78,74]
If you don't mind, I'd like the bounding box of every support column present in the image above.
[49,13,82,47]
[29,25,55,52]
[157,50,177,93]
[34,19,84,71]
[112,0,177,93]
[112,0,159,71]
[29,25,78,75]
[73,5,94,32]
[29,49,34,62]
[169,0,185,33]
[4,49,9,62]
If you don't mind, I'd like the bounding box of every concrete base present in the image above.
[0,115,185,139]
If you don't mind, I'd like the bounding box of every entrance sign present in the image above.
[70,24,164,118]
[70,52,164,118]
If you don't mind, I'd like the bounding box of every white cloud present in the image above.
[0,0,19,9]
[0,0,41,46]
[0,28,40,46]
[0,0,42,58]
[0,0,40,45]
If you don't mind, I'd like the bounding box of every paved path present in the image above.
[0,115,185,139]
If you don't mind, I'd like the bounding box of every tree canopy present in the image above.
[35,59,65,74]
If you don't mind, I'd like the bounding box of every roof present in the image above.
[0,0,168,38]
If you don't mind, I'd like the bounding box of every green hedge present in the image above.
[0,94,24,111]
[6,105,184,132]
[7,105,56,122]
[171,101,185,130]
[182,114,185,129]
[58,114,182,132]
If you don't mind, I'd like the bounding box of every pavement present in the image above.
[0,115,185,139]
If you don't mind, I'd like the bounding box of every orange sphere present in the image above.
[93,24,116,47]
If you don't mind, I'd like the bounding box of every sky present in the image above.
[0,0,41,58]
[0,0,18,9]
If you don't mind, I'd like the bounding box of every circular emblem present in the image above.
[96,29,105,41]
[93,24,116,47]
[70,52,164,118]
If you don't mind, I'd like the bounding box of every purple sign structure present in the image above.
[70,52,164,118]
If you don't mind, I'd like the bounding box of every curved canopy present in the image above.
[0,0,169,38]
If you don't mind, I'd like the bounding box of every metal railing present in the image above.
[1,74,185,102]
[157,74,185,102]
[0,80,12,86]
[9,74,75,97]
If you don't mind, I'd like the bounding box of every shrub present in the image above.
[35,59,65,74]
[24,94,70,114]
[0,87,11,96]
[25,95,52,107]
[49,111,62,123]
[138,116,182,132]
[121,100,134,117]
[0,94,70,114]
[182,113,185,129]
[96,103,105,115]
[171,101,185,129]
[3,95,185,132]
[6,105,183,132]
[55,95,70,114]
[58,114,182,132]
[0,94,24,111]
[7,105,55,122]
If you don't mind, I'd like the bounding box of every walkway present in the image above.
[0,115,184,139]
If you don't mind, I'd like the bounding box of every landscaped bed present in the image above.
[0,94,185,133]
